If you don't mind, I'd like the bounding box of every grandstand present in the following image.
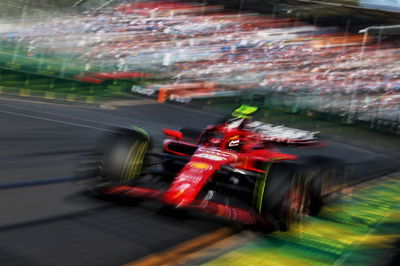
[207,0,400,30]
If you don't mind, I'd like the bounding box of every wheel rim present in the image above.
[282,174,312,225]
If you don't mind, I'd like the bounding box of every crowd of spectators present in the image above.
[1,0,399,122]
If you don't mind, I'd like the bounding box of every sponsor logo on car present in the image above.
[177,173,202,183]
[194,153,226,161]
[190,162,212,170]
[228,139,240,147]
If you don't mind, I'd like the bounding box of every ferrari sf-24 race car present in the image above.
[88,105,338,231]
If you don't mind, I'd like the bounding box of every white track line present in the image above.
[0,109,116,132]
[0,101,162,130]
[0,101,121,127]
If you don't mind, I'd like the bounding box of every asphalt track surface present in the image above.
[0,97,399,266]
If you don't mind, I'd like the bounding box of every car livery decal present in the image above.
[194,147,238,161]
[190,162,212,170]
[164,147,237,206]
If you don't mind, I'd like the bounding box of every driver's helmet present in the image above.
[225,104,258,129]
[224,117,245,129]
[224,116,254,130]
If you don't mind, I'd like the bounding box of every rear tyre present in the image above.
[300,155,343,215]
[256,161,325,231]
[308,170,324,216]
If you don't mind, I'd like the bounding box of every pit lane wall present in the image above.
[180,172,400,266]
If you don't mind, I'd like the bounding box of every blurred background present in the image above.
[0,0,399,133]
[0,1,399,265]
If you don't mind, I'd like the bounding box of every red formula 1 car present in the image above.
[89,105,333,231]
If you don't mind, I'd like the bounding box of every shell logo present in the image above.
[191,162,211,170]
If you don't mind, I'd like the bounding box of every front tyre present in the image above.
[101,127,150,183]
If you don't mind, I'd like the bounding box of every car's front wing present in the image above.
[95,185,264,225]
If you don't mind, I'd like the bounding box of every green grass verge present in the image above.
[205,173,400,266]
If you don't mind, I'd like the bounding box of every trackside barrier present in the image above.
[155,83,216,103]
[0,42,156,100]
[0,68,146,103]
[157,87,167,103]
[0,86,100,104]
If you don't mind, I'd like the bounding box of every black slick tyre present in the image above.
[101,127,150,183]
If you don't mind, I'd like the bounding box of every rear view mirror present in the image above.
[180,127,202,140]
[163,129,183,140]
